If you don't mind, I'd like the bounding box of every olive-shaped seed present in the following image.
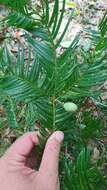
[63,102,78,112]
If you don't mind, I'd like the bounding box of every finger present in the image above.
[39,131,64,177]
[5,132,39,159]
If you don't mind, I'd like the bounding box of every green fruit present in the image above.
[80,124,86,129]
[63,102,78,112]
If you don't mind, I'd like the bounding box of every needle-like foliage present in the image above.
[0,1,107,189]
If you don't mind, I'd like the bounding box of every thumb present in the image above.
[4,132,39,162]
[39,131,64,177]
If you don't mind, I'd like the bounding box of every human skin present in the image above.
[0,131,64,190]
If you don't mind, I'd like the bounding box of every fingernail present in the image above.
[50,131,64,143]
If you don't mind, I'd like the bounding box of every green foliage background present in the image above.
[0,0,107,189]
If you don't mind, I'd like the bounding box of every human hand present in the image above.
[0,131,64,190]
